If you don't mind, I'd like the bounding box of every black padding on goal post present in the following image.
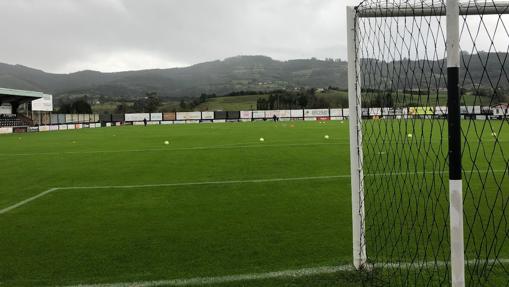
[448,67,461,180]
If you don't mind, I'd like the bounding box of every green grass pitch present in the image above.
[0,120,507,286]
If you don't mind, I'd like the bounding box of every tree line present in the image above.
[256,88,348,110]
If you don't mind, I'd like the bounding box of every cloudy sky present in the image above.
[0,0,359,73]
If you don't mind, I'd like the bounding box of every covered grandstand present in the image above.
[0,87,51,128]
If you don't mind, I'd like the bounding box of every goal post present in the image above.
[347,5,367,270]
[347,0,509,285]
[446,1,465,286]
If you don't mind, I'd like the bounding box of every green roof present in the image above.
[0,87,44,99]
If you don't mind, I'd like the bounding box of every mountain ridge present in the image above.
[0,53,506,100]
[0,56,348,99]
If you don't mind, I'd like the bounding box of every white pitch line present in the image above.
[65,265,354,287]
[1,169,507,215]
[0,175,346,215]
[56,175,347,191]
[0,142,344,157]
[63,259,509,287]
[0,188,59,215]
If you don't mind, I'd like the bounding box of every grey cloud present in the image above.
[0,0,358,73]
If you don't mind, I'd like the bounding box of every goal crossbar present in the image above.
[356,2,509,17]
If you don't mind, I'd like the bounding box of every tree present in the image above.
[179,99,187,110]
[58,103,73,113]
[115,103,130,114]
[132,92,161,112]
[145,92,161,113]
[297,94,308,108]
[58,98,92,113]
[71,99,92,113]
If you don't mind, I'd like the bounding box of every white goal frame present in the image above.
[346,1,509,287]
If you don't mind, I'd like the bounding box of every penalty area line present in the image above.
[56,175,347,191]
[0,188,59,215]
[0,175,347,215]
[1,169,507,215]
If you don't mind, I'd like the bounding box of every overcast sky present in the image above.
[0,0,359,73]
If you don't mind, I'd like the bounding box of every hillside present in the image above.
[0,52,506,102]
[0,56,348,99]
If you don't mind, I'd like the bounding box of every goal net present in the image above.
[348,1,509,285]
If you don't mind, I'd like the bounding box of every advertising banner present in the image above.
[177,112,201,120]
[39,126,50,132]
[150,113,163,121]
[240,111,253,119]
[290,110,304,118]
[330,109,343,117]
[304,109,329,117]
[13,127,28,133]
[50,114,58,124]
[32,94,53,111]
[462,106,481,115]
[435,106,448,115]
[227,111,241,119]
[163,112,176,121]
[280,110,292,118]
[264,110,280,118]
[214,111,227,120]
[252,111,265,119]
[125,113,150,122]
[202,112,214,120]
[0,127,13,134]
[369,108,382,116]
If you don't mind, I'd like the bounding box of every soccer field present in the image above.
[0,121,507,286]
[0,121,358,287]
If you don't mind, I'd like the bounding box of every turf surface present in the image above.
[0,121,356,286]
[0,120,507,286]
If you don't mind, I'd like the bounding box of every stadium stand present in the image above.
[0,114,33,127]
[0,114,22,127]
[0,87,44,128]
